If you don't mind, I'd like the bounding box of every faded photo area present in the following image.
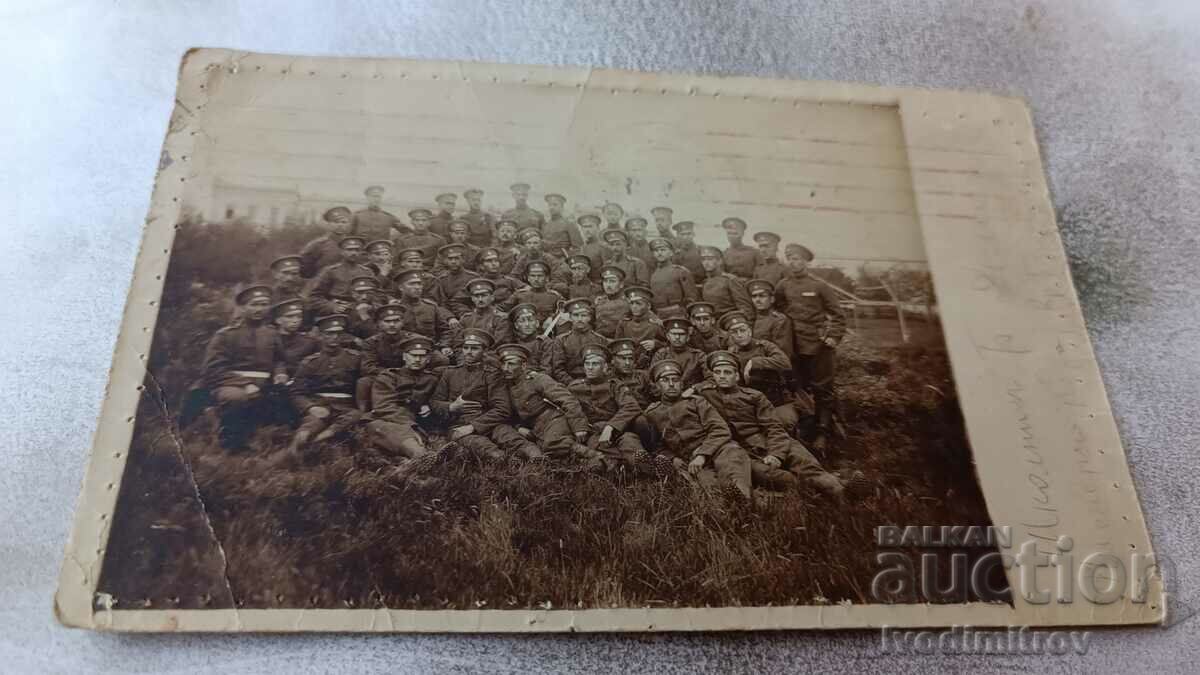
[96,64,1007,613]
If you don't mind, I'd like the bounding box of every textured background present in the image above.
[3,0,1198,672]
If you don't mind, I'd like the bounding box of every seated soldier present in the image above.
[568,345,646,470]
[510,227,564,284]
[434,329,507,461]
[747,278,795,362]
[650,317,706,389]
[613,285,664,369]
[505,303,554,373]
[510,261,564,333]
[285,314,363,456]
[270,297,319,372]
[455,278,509,348]
[392,247,446,305]
[601,228,650,287]
[305,235,373,317]
[608,337,658,449]
[698,245,755,319]
[460,247,526,314]
[365,239,396,285]
[268,254,307,314]
[593,265,630,338]
[433,242,479,316]
[551,254,602,301]
[549,297,607,385]
[478,343,589,461]
[493,219,522,275]
[643,359,752,500]
[687,301,726,353]
[345,275,383,342]
[719,310,799,429]
[397,208,446,268]
[392,270,458,362]
[647,236,697,320]
[443,219,482,272]
[366,335,441,460]
[694,351,845,499]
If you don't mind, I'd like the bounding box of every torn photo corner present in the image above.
[55,49,1164,632]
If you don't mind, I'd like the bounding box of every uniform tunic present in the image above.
[753,309,795,361]
[510,287,563,324]
[643,396,751,497]
[773,273,845,355]
[370,367,439,423]
[510,250,565,284]
[495,244,522,276]
[456,308,509,347]
[508,335,553,374]
[722,243,763,279]
[614,369,657,408]
[501,205,546,232]
[435,268,480,316]
[568,377,645,461]
[578,240,608,280]
[345,304,380,340]
[428,210,455,239]
[460,209,496,248]
[689,328,727,354]
[604,254,650,287]
[550,278,603,303]
[593,293,630,338]
[701,273,755,319]
[628,240,656,271]
[306,261,375,316]
[726,339,794,405]
[451,272,524,316]
[395,297,456,349]
[753,258,787,286]
[673,243,705,283]
[480,370,587,458]
[397,232,447,268]
[276,328,320,372]
[198,319,287,390]
[298,235,344,279]
[649,262,698,315]
[613,315,665,368]
[352,207,405,241]
[549,329,608,384]
[650,346,706,388]
[429,362,507,459]
[289,347,363,435]
[541,215,582,252]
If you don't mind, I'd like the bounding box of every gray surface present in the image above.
[2,0,1197,671]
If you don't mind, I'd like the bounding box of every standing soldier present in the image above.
[398,208,447,268]
[593,265,630,338]
[433,243,479,317]
[602,202,624,230]
[720,217,763,280]
[393,247,446,306]
[505,303,554,373]
[493,219,522,274]
[345,275,384,341]
[671,220,706,284]
[687,301,726,353]
[720,310,798,429]
[484,343,589,460]
[502,182,546,232]
[460,188,495,247]
[353,185,407,242]
[699,245,755,319]
[614,285,664,368]
[299,206,353,278]
[601,229,650,287]
[460,247,524,314]
[432,328,507,461]
[269,254,306,304]
[551,254,602,301]
[391,270,458,362]
[428,192,458,239]
[366,335,440,459]
[568,345,646,470]
[774,243,845,452]
[511,261,564,331]
[625,216,656,269]
[549,298,608,385]
[541,193,581,252]
[285,314,363,456]
[650,205,674,239]
[752,231,787,285]
[643,360,752,500]
[576,213,607,278]
[456,278,509,346]
[647,236,697,319]
[747,279,795,361]
[650,318,705,388]
[695,351,846,498]
[364,239,396,286]
[270,298,319,371]
[305,235,373,316]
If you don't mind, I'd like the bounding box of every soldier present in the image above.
[602,202,624,230]
[647,237,698,319]
[624,216,656,269]
[650,317,705,388]
[650,205,674,239]
[299,206,353,278]
[483,343,589,460]
[551,254,602,301]
[501,182,546,232]
[364,239,396,286]
[687,301,726,353]
[366,335,440,459]
[720,310,798,429]
[285,314,363,456]
[305,235,373,316]
[398,208,447,268]
[671,220,706,283]
[774,243,845,452]
[511,261,564,331]
[643,360,752,500]
[568,345,646,469]
[352,185,406,242]
[699,245,755,319]
[428,192,458,239]
[269,254,306,302]
[549,297,608,385]
[459,247,524,314]
[752,231,787,285]
[593,265,630,338]
[601,229,650,287]
[456,278,509,347]
[608,338,657,409]
[460,188,496,248]
[720,217,763,280]
[747,278,795,361]
[505,303,554,373]
[442,220,482,272]
[391,270,458,360]
[193,285,289,450]
[695,351,845,498]
[433,243,479,317]
[433,328,507,461]
[575,213,607,278]
[493,219,522,274]
[270,298,320,371]
[392,247,446,306]
[614,285,664,367]
[357,303,413,411]
[511,227,564,282]
[541,192,581,252]
[344,275,384,341]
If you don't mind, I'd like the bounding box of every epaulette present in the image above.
[645,401,661,412]
[568,378,587,388]
[420,298,438,305]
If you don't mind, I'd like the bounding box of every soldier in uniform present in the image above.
[687,301,726,353]
[433,328,507,461]
[305,235,373,316]
[720,217,763,280]
[505,303,554,373]
[442,220,482,272]
[575,213,607,279]
[568,345,646,470]
[285,314,363,456]
[593,265,630,338]
[650,205,674,239]
[299,206,353,278]
[269,254,306,304]
[353,185,406,242]
[601,229,650,287]
[608,338,657,409]
[270,298,320,371]
[391,269,458,361]
[643,360,752,500]
[549,297,608,385]
[541,193,582,252]
[366,335,440,459]
[752,231,787,285]
[695,351,845,498]
[511,227,564,282]
[551,254,602,301]
[510,261,564,331]
[433,243,479,317]
[501,182,546,232]
[398,208,447,268]
[194,285,289,450]
[456,278,509,347]
[428,192,458,239]
[747,279,795,362]
[482,343,589,460]
[613,285,664,368]
[650,317,705,388]
[357,303,406,411]
[719,310,799,429]
[699,245,755,319]
[364,239,396,286]
[493,219,522,275]
[671,220,706,284]
[392,247,446,306]
[602,202,624,231]
[459,247,524,314]
[624,216,656,269]
[460,188,496,248]
[647,237,698,319]
[344,275,384,341]
[774,243,845,452]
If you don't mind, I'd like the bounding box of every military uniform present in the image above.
[628,239,656,270]
[494,243,522,276]
[456,270,524,315]
[550,328,608,384]
[352,207,404,241]
[306,260,375,316]
[510,286,563,325]
[430,359,506,460]
[501,204,546,232]
[673,241,705,284]
[457,307,509,346]
[604,254,650,287]
[510,250,565,285]
[568,375,645,465]
[275,328,320,371]
[613,314,664,368]
[774,270,845,434]
[701,273,755,319]
[367,364,440,458]
[650,345,705,388]
[689,328,726,353]
[482,368,588,459]
[552,277,603,302]
[435,267,479,316]
[754,257,787,286]
[753,307,795,361]
[298,235,344,279]
[393,296,455,350]
[397,231,447,268]
[460,208,496,248]
[428,209,456,240]
[542,214,582,252]
[648,261,698,318]
[288,339,364,447]
[722,242,763,280]
[593,293,630,338]
[643,392,751,498]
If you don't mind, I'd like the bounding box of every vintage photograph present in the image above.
[84,57,1012,616]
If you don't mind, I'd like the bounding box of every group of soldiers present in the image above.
[186,183,859,501]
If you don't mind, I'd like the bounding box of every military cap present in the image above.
[408,208,433,220]
[350,275,380,292]
[577,213,602,226]
[624,216,648,229]
[648,237,675,251]
[463,188,484,198]
[399,335,433,355]
[650,359,683,381]
[544,193,566,204]
[448,219,470,232]
[721,216,748,231]
[467,278,496,295]
[600,265,626,281]
[720,310,753,332]
[475,247,500,264]
[745,278,775,295]
[706,350,740,371]
[509,303,538,320]
[366,239,394,253]
[671,220,695,234]
[623,285,653,303]
[752,231,781,245]
[339,235,367,249]
[566,254,592,268]
[363,185,385,196]
[374,303,406,321]
[602,229,629,244]
[687,301,716,318]
[316,314,349,332]
[581,344,609,363]
[495,218,519,230]
[784,243,814,261]
[393,269,425,286]
[270,298,304,318]
[608,338,637,357]
[523,260,550,277]
[564,297,593,315]
[518,226,542,242]
[662,317,693,333]
[496,343,532,362]
[397,247,425,262]
[461,328,496,348]
[438,242,467,257]
[435,192,457,202]
[650,206,674,216]
[269,254,302,272]
[509,182,532,192]
[323,206,352,221]
[234,284,272,305]
[697,245,723,258]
